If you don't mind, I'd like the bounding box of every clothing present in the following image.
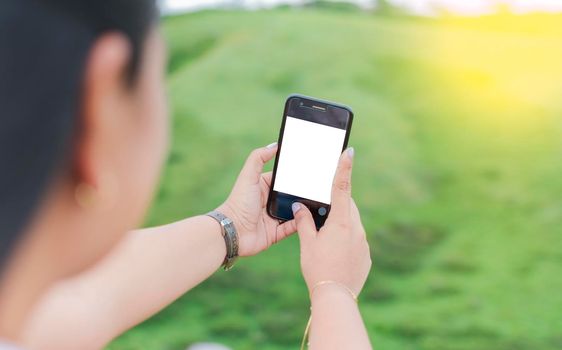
[0,341,23,350]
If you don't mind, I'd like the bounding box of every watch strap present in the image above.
[206,210,239,270]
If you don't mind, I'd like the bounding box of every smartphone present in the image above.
[267,94,354,229]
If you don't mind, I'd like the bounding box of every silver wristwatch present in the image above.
[206,210,239,270]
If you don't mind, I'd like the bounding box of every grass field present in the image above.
[108,9,562,350]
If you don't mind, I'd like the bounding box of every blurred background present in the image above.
[109,0,562,349]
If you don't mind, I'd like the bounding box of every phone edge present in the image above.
[266,93,354,224]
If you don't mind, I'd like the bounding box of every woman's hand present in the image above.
[293,148,371,297]
[218,143,297,257]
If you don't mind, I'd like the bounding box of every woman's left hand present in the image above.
[217,143,297,257]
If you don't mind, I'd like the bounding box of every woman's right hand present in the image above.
[292,148,371,298]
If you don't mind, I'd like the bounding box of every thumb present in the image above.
[292,203,317,243]
[238,143,278,185]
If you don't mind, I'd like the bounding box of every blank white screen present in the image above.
[273,116,346,204]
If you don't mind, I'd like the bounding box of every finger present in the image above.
[350,199,360,224]
[326,147,354,225]
[261,172,273,187]
[350,199,365,237]
[239,143,278,184]
[292,203,317,243]
[259,172,273,207]
[275,219,297,242]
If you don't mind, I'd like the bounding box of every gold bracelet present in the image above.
[300,281,359,350]
[300,313,312,350]
[310,280,358,302]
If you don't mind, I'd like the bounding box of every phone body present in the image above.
[267,94,354,229]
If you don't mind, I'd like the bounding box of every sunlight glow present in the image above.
[429,14,562,126]
[163,0,562,15]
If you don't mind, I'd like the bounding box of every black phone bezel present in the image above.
[266,94,354,229]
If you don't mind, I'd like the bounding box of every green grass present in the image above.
[108,9,562,350]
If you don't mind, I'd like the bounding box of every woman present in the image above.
[0,1,372,349]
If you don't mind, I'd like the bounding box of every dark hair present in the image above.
[0,0,158,270]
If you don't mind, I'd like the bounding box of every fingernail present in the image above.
[292,202,301,214]
[347,147,355,158]
[266,142,278,149]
